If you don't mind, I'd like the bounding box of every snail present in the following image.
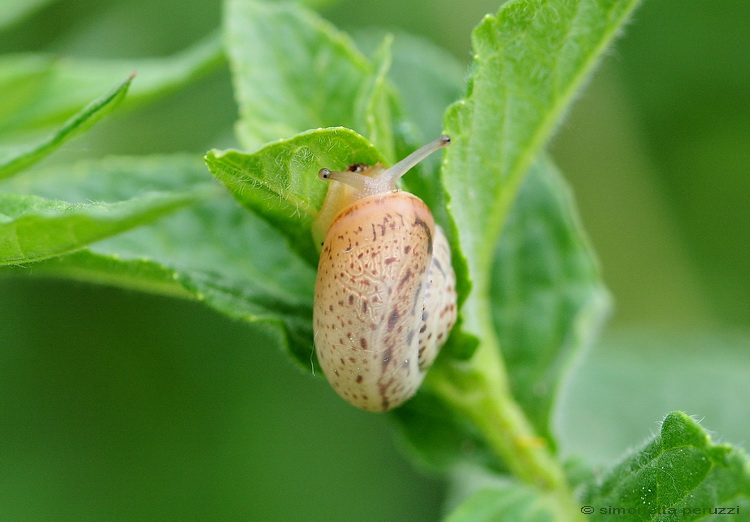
[312,135,457,412]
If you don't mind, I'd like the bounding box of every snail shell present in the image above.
[313,136,457,412]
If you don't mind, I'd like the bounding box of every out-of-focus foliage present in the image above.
[0,0,747,520]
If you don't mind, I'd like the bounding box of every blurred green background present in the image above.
[1,0,748,519]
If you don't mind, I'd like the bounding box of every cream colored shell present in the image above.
[313,191,457,412]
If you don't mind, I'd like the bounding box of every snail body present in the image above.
[313,136,456,412]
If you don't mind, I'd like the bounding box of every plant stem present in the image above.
[430,291,580,516]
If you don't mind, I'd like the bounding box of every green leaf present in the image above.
[445,482,557,522]
[414,0,642,493]
[560,328,750,467]
[0,33,223,138]
[353,30,466,145]
[491,156,610,444]
[394,157,605,471]
[354,34,397,162]
[582,412,750,521]
[0,0,56,28]
[392,394,500,475]
[224,0,374,149]
[0,55,47,129]
[442,0,641,300]
[442,463,580,521]
[205,127,385,266]
[354,28,466,221]
[220,1,455,265]
[0,74,133,180]
[15,249,193,299]
[0,154,318,368]
[0,189,204,266]
[299,0,342,8]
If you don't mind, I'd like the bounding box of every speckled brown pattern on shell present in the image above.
[313,191,456,412]
[417,226,457,371]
